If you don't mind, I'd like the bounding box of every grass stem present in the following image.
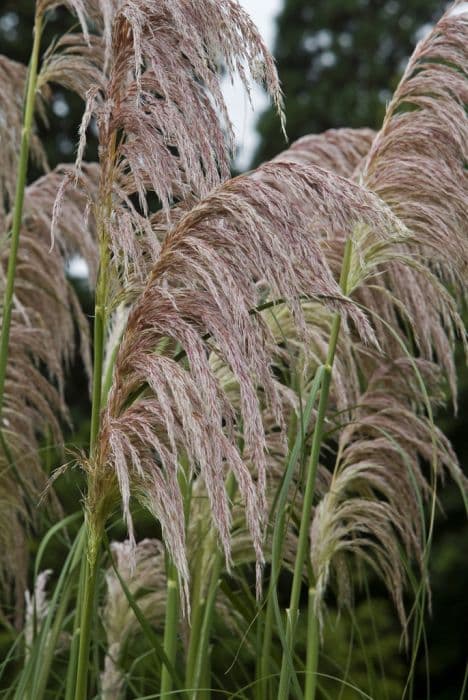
[278,237,353,699]
[187,473,237,699]
[73,532,101,700]
[73,174,113,699]
[160,561,180,697]
[0,11,43,415]
[304,587,319,699]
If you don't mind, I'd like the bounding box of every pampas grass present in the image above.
[0,1,466,699]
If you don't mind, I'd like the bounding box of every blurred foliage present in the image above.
[0,0,98,174]
[320,600,406,699]
[254,0,445,165]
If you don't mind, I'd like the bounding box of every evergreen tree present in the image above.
[254,0,445,164]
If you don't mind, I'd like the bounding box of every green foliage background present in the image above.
[254,0,446,164]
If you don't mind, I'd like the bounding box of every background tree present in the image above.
[254,0,445,164]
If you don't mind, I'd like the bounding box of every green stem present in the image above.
[160,561,180,697]
[0,12,43,415]
[186,473,237,699]
[73,211,112,700]
[259,368,324,700]
[185,559,206,689]
[190,555,222,699]
[74,533,101,700]
[89,237,110,454]
[304,587,319,699]
[258,593,274,700]
[278,237,352,700]
[65,537,86,700]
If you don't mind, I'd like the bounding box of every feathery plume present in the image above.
[0,56,47,229]
[101,539,166,699]
[89,159,416,604]
[68,0,285,290]
[0,164,98,622]
[274,127,375,178]
[310,358,464,630]
[361,2,468,284]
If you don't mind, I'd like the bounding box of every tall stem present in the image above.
[278,237,352,699]
[304,586,319,699]
[0,12,43,414]
[89,237,110,453]
[258,592,274,700]
[74,161,114,700]
[160,561,179,697]
[190,553,223,699]
[74,536,101,700]
[73,254,109,699]
[186,473,237,699]
[185,550,207,691]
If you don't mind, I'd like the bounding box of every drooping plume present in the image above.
[67,0,285,290]
[355,3,468,397]
[274,127,375,178]
[362,1,468,277]
[104,0,284,196]
[0,56,47,229]
[90,159,414,603]
[0,165,98,623]
[310,358,464,629]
